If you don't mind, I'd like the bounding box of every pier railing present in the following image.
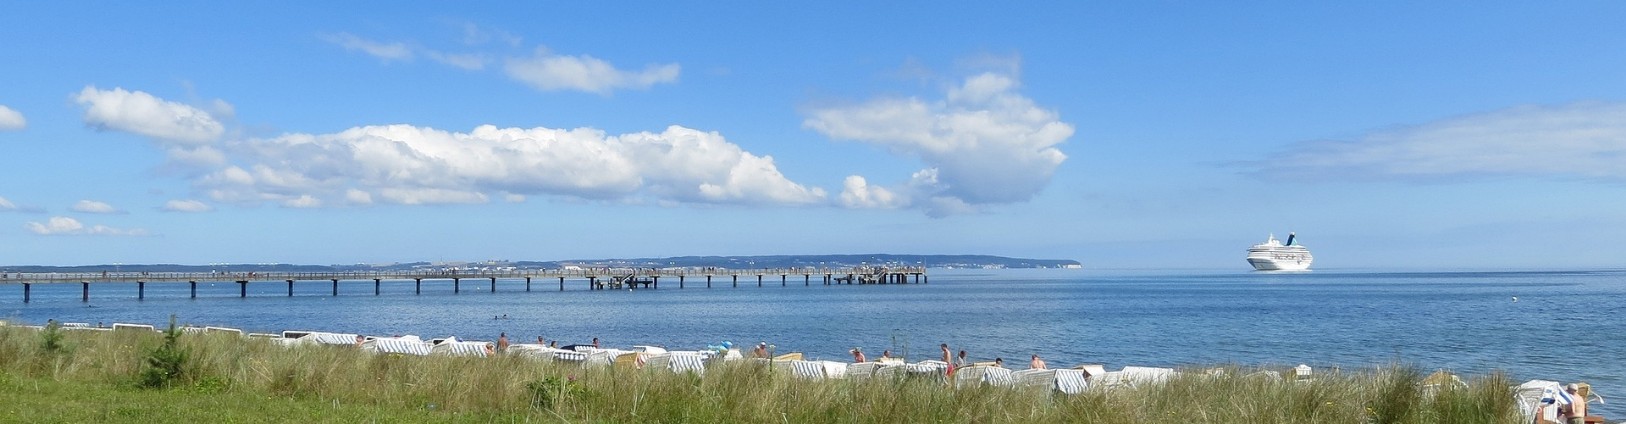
[0,266,925,284]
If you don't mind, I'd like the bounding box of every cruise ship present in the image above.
[1247,233,1313,271]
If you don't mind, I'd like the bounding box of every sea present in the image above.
[3,268,1622,416]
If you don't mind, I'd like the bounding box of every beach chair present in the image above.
[1293,364,1313,382]
[846,362,884,381]
[781,360,826,380]
[363,336,432,356]
[817,361,849,379]
[113,323,156,332]
[204,326,244,336]
[954,365,1015,388]
[430,337,492,357]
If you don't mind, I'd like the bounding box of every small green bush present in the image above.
[137,316,189,389]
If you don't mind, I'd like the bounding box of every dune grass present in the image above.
[0,322,1524,423]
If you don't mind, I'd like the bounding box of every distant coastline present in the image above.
[0,254,1082,273]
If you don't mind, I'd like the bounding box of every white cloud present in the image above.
[196,124,824,208]
[71,200,122,214]
[0,105,25,131]
[1249,102,1626,181]
[805,71,1073,216]
[838,175,905,209]
[427,51,487,70]
[461,23,522,47]
[322,33,414,62]
[161,199,213,213]
[0,195,43,213]
[25,216,149,236]
[283,195,322,208]
[74,86,224,145]
[504,47,680,94]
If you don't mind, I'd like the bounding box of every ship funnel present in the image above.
[1285,232,1296,246]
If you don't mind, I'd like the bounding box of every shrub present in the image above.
[137,316,189,389]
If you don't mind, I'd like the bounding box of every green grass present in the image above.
[0,324,1526,423]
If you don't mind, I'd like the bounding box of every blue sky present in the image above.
[2,2,1625,269]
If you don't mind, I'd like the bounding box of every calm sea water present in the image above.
[3,268,1622,415]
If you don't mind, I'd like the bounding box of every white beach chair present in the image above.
[112,323,156,332]
[204,326,244,336]
[299,332,362,346]
[363,336,432,356]
[846,362,884,381]
[430,337,493,357]
[954,365,1015,388]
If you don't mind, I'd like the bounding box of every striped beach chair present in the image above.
[363,336,432,356]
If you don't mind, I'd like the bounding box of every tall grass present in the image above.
[0,324,1526,423]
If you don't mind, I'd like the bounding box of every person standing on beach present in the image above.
[1562,383,1588,424]
[940,344,953,375]
[496,333,510,353]
[592,337,600,349]
[1029,354,1047,370]
[956,350,969,367]
[850,348,866,363]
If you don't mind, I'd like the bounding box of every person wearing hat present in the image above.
[1561,383,1589,424]
[850,347,866,363]
[752,342,769,358]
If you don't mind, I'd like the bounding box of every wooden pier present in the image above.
[0,266,927,303]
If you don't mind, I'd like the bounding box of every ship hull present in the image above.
[1248,257,1312,271]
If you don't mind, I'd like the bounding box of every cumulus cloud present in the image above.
[196,124,824,208]
[0,105,25,131]
[322,33,414,61]
[71,200,123,214]
[504,47,680,94]
[25,216,149,236]
[805,71,1073,216]
[1248,102,1626,181]
[161,199,213,213]
[74,86,224,145]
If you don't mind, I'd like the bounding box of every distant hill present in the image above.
[1,254,1079,272]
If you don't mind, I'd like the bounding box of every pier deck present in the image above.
[0,267,927,303]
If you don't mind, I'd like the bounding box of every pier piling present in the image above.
[374,279,381,295]
[138,281,145,300]
[415,278,422,295]
[287,280,294,297]
[190,281,197,298]
[558,276,564,291]
[490,277,496,292]
[23,283,30,303]
[82,282,89,302]
[454,278,460,294]
[332,279,339,296]
[238,281,247,298]
[526,277,531,292]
